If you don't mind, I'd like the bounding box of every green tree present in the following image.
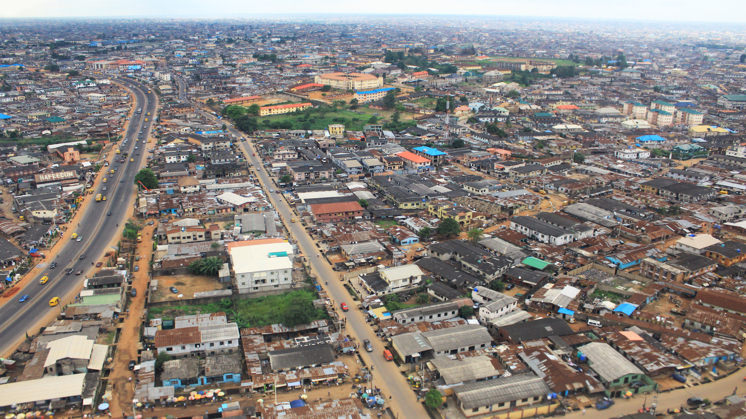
[437,218,461,237]
[573,152,586,164]
[506,90,520,99]
[349,98,359,109]
[425,388,444,410]
[741,54,746,64]
[282,295,315,327]
[44,63,60,72]
[418,227,432,242]
[134,168,158,190]
[485,123,508,138]
[459,305,474,318]
[382,90,397,109]
[467,228,483,242]
[391,110,401,124]
[550,66,577,78]
[222,105,246,120]
[616,52,628,69]
[358,199,369,208]
[451,138,465,148]
[66,70,80,77]
[234,115,258,133]
[368,115,379,124]
[279,174,292,184]
[155,352,172,374]
[416,293,430,304]
[186,154,196,163]
[246,104,260,116]
[189,256,223,276]
[488,279,505,291]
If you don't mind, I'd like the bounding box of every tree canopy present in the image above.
[188,257,223,277]
[437,218,461,237]
[425,388,444,410]
[467,228,483,242]
[134,168,158,190]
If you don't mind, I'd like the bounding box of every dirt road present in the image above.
[564,366,746,418]
[109,223,156,418]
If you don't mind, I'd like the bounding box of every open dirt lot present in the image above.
[151,274,226,302]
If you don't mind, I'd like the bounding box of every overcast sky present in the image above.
[3,0,745,23]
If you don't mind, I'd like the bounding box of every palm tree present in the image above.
[467,228,484,242]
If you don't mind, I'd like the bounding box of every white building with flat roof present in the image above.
[229,239,294,294]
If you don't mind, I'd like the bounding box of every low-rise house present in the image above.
[309,201,365,223]
[471,286,519,324]
[228,239,294,294]
[519,344,604,397]
[359,264,423,295]
[154,316,240,357]
[578,342,656,397]
[452,374,551,418]
[391,324,492,362]
[639,254,717,282]
[392,300,464,324]
[703,241,746,266]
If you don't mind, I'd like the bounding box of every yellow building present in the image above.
[328,124,345,137]
[354,87,395,103]
[427,202,473,226]
[259,102,312,116]
[314,72,383,91]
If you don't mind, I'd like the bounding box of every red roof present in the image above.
[154,327,201,348]
[291,83,323,91]
[412,71,429,77]
[310,201,364,215]
[556,104,579,110]
[396,151,431,164]
[261,102,312,110]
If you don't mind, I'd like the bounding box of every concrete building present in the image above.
[228,239,294,294]
[453,374,551,417]
[392,300,462,324]
[314,72,383,90]
[259,103,312,116]
[354,87,395,103]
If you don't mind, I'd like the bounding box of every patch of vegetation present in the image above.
[148,289,328,328]
[375,220,398,228]
[591,289,625,303]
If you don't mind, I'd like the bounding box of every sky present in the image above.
[3,0,745,23]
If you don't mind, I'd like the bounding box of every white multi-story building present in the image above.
[154,315,240,357]
[229,239,294,294]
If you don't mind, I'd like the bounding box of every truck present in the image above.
[95,193,102,202]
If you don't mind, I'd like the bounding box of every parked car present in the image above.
[340,302,349,312]
[130,288,137,297]
[50,261,57,269]
[18,294,30,303]
[79,254,86,260]
[596,398,615,410]
[169,286,179,294]
[363,339,373,352]
[75,270,83,275]
[128,360,136,370]
[687,397,709,408]
[96,262,103,267]
[134,266,139,272]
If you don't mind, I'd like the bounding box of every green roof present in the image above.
[70,293,121,306]
[522,257,551,270]
[46,116,65,123]
[652,100,673,107]
[723,94,746,102]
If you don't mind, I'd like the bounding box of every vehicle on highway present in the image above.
[79,254,86,260]
[363,339,373,352]
[96,262,103,268]
[65,268,73,275]
[128,360,136,370]
[39,275,49,285]
[49,297,60,307]
[134,266,140,272]
[75,270,83,275]
[340,302,349,312]
[71,232,78,240]
[107,211,112,216]
[76,236,82,242]
[170,287,179,294]
[290,217,297,223]
[49,261,57,269]
[130,288,137,297]
[383,349,393,361]
[130,158,134,162]
[18,295,30,303]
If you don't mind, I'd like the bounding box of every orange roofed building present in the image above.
[396,151,431,172]
[309,201,365,223]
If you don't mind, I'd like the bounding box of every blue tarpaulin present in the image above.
[289,399,306,408]
[558,307,575,316]
[614,302,639,316]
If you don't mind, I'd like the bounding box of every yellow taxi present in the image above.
[49,297,60,307]
[130,158,134,162]
[110,169,115,174]
[103,177,107,183]
[40,275,49,285]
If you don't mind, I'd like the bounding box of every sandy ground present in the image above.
[150,274,226,301]
[108,224,157,418]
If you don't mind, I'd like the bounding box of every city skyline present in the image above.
[4,0,746,23]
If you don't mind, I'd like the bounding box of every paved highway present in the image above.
[0,78,157,357]
[227,131,427,419]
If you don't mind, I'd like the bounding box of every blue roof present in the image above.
[355,87,395,95]
[413,146,447,156]
[558,307,575,316]
[0,113,12,120]
[613,302,638,316]
[636,135,666,142]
